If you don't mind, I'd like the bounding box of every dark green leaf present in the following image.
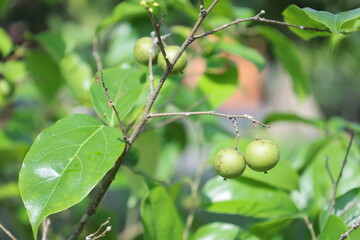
[0,0,10,17]
[249,216,298,239]
[197,63,238,109]
[201,177,299,218]
[263,112,325,130]
[90,64,146,126]
[256,26,309,99]
[192,222,259,240]
[318,215,347,240]
[19,114,125,239]
[25,50,64,100]
[0,27,13,57]
[141,185,184,240]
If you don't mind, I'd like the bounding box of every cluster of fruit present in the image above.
[133,37,188,74]
[214,139,280,179]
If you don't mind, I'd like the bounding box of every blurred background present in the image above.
[0,0,359,239]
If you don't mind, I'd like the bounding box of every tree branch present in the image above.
[93,38,128,141]
[0,223,17,240]
[339,220,360,240]
[147,111,270,128]
[328,129,355,215]
[303,216,317,240]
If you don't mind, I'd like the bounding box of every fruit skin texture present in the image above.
[133,37,159,65]
[213,148,246,179]
[245,139,280,172]
[157,46,187,74]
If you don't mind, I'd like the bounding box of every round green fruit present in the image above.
[213,148,246,179]
[245,139,279,172]
[133,37,159,65]
[157,46,187,74]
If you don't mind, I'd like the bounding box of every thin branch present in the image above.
[329,130,355,215]
[86,218,112,240]
[325,156,335,185]
[252,121,260,140]
[339,220,360,240]
[41,218,51,240]
[230,118,240,150]
[182,145,208,240]
[193,9,334,40]
[199,0,205,13]
[93,38,128,141]
[303,216,317,240]
[0,223,17,240]
[338,199,360,217]
[147,111,270,128]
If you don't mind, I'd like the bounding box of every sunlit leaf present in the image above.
[192,222,259,240]
[318,215,347,240]
[201,177,299,218]
[0,27,13,57]
[19,114,125,239]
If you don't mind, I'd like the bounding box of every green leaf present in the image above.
[263,112,326,130]
[90,64,146,126]
[256,26,309,99]
[192,222,259,240]
[96,1,147,33]
[217,41,266,71]
[0,0,10,17]
[242,160,299,191]
[318,215,347,240]
[249,216,298,239]
[0,27,13,57]
[197,63,238,109]
[25,50,64,100]
[282,5,360,40]
[201,177,299,218]
[141,185,184,240]
[34,31,67,61]
[320,187,360,230]
[19,114,125,239]
[60,53,92,104]
[1,60,27,83]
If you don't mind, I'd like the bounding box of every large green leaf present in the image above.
[141,185,184,240]
[242,160,299,191]
[283,5,360,40]
[217,41,266,71]
[197,63,238,109]
[34,31,67,61]
[256,26,310,99]
[318,215,347,240]
[263,112,326,130]
[90,64,146,126]
[192,222,259,240]
[0,27,13,57]
[201,177,299,218]
[19,114,125,239]
[25,50,64,100]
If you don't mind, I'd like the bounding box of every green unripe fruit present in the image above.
[157,46,187,74]
[245,139,280,172]
[133,37,159,65]
[213,148,246,179]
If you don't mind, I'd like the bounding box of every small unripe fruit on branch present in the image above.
[245,139,280,172]
[133,37,159,65]
[157,46,188,74]
[213,148,246,179]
